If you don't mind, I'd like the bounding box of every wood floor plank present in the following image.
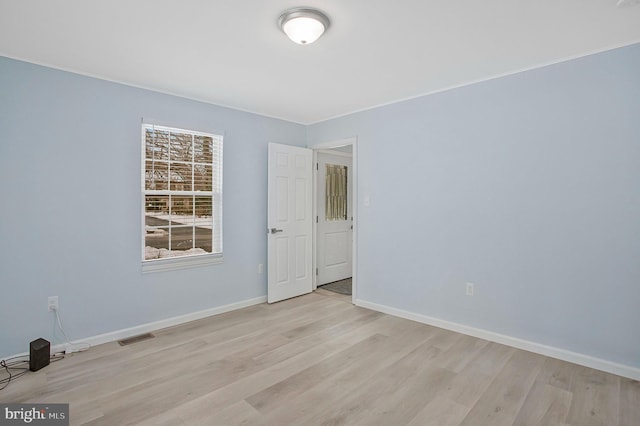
[437,341,515,408]
[261,320,439,411]
[138,399,260,426]
[95,322,357,424]
[565,366,620,426]
[421,327,464,352]
[535,356,576,391]
[432,333,489,373]
[251,309,383,370]
[349,364,455,426]
[407,396,470,426]
[82,323,353,424]
[283,338,444,426]
[245,333,390,414]
[619,378,640,426]
[512,380,572,425]
[256,321,444,425]
[129,409,188,426]
[460,350,545,426]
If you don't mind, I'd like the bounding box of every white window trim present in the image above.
[141,124,223,272]
[142,253,223,273]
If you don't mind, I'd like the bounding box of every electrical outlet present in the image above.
[48,296,59,311]
[258,263,264,274]
[466,283,474,296]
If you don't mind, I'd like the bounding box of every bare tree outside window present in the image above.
[142,125,222,262]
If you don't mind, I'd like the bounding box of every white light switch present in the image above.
[363,195,371,207]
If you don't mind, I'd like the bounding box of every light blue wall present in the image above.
[2,43,639,369]
[308,43,640,368]
[0,57,306,357]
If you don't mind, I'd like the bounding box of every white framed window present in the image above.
[142,124,223,272]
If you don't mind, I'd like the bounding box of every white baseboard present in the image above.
[5,296,267,360]
[355,299,640,381]
[76,296,267,348]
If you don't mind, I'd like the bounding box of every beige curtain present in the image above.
[325,164,347,221]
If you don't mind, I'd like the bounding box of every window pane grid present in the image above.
[143,124,222,262]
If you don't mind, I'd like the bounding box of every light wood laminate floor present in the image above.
[1,291,638,425]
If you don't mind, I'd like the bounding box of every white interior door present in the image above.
[267,143,313,303]
[317,152,352,286]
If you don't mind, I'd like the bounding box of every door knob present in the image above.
[270,228,284,234]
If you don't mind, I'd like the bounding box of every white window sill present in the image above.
[142,254,223,273]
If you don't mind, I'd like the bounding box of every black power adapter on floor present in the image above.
[29,338,50,372]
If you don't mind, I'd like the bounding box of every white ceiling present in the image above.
[1,0,639,124]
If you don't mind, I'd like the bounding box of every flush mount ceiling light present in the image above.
[278,7,330,45]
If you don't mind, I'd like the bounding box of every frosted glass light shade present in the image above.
[283,17,325,44]
[279,8,330,45]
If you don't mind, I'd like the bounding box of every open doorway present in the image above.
[312,138,357,304]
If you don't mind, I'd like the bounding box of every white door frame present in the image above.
[311,137,358,304]
[316,150,352,286]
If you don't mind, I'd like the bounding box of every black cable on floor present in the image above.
[0,353,66,391]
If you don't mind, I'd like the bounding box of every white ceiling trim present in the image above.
[310,38,640,125]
